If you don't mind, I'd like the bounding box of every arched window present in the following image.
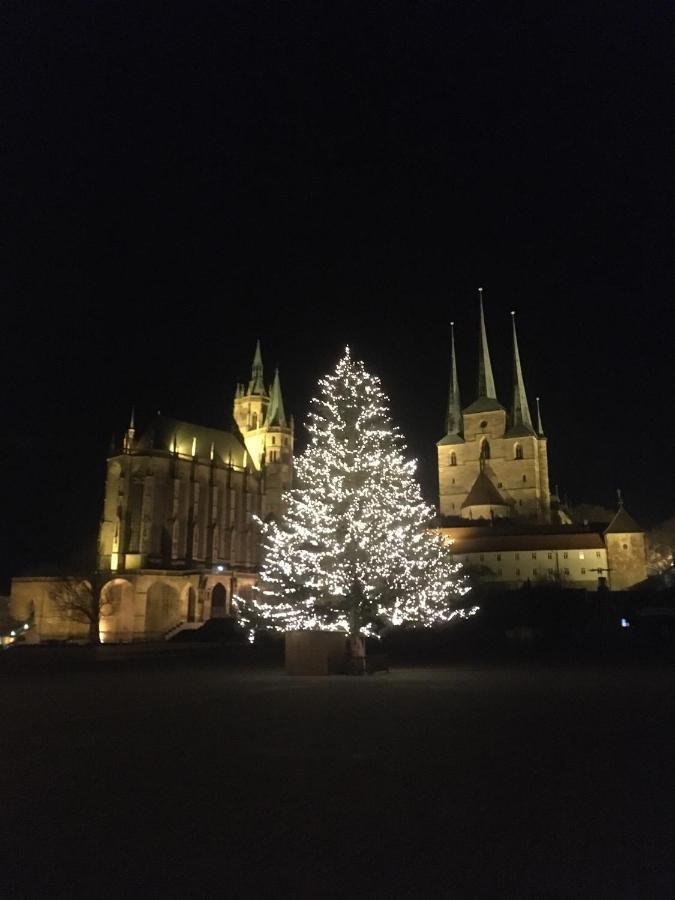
[251,413,258,430]
[480,439,490,460]
[514,443,523,460]
[450,451,457,466]
[211,583,227,618]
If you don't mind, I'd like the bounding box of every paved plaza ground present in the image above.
[1,655,673,898]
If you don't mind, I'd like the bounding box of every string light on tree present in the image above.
[235,348,474,640]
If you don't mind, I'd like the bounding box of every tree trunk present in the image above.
[347,634,366,674]
[89,588,101,644]
[347,582,367,673]
[88,617,101,644]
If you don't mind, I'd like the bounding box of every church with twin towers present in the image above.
[437,288,551,522]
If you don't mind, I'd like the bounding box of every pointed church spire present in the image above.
[535,396,545,436]
[123,405,136,451]
[477,288,497,400]
[266,368,287,427]
[445,322,462,436]
[509,311,534,433]
[247,340,265,395]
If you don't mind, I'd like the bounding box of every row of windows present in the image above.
[449,441,526,465]
[469,551,603,562]
[503,567,590,578]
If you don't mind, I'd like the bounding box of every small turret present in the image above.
[604,492,647,589]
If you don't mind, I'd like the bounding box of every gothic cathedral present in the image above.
[437,290,551,521]
[98,341,293,576]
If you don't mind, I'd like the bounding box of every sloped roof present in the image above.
[437,432,466,446]
[265,369,287,427]
[463,397,505,414]
[504,422,537,438]
[135,415,247,467]
[461,470,509,509]
[442,531,606,553]
[604,507,642,534]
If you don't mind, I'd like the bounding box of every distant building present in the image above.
[435,292,647,591]
[11,343,294,642]
[437,507,646,591]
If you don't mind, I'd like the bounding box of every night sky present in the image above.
[3,1,673,590]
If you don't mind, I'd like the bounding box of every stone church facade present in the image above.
[435,292,647,590]
[11,344,294,642]
[437,290,550,521]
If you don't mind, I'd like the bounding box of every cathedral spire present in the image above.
[247,340,265,395]
[477,288,497,400]
[445,321,462,437]
[509,311,534,433]
[535,396,545,437]
[265,368,287,427]
[123,405,136,452]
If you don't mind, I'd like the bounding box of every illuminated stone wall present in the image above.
[10,570,258,642]
[261,426,294,521]
[605,532,648,590]
[98,452,262,573]
[234,390,294,522]
[437,536,609,589]
[438,407,551,521]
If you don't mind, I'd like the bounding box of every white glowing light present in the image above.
[235,349,471,639]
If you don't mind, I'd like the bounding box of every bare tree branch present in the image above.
[48,572,115,644]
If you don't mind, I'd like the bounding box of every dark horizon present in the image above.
[3,1,673,590]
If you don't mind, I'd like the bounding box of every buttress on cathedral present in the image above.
[11,297,647,642]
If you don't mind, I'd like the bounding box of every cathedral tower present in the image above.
[233,342,294,520]
[233,340,268,467]
[437,291,551,521]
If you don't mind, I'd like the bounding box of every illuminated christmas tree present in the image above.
[236,348,472,641]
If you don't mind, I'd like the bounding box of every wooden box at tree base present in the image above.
[285,631,347,675]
